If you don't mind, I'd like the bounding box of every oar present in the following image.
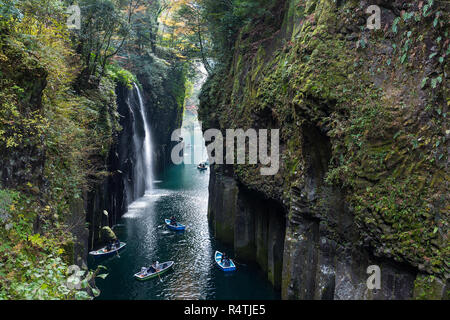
[157,271,163,283]
[151,262,163,283]
[115,241,121,258]
[232,258,246,267]
[154,265,163,283]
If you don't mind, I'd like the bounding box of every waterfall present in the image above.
[134,83,153,193]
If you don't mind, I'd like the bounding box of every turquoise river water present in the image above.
[90,163,280,300]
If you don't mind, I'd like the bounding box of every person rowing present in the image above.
[148,261,160,273]
[221,253,230,266]
[170,216,177,226]
[101,226,119,252]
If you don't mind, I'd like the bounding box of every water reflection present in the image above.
[93,163,279,300]
[92,70,278,300]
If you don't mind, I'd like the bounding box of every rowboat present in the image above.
[165,219,186,231]
[89,242,126,257]
[215,251,236,272]
[197,165,207,171]
[134,261,174,281]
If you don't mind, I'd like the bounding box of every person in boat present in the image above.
[113,238,121,249]
[101,226,118,251]
[106,241,113,251]
[170,216,177,226]
[221,253,229,266]
[149,261,160,273]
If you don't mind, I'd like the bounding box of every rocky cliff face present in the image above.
[85,84,132,249]
[87,60,186,248]
[199,0,448,299]
[132,54,187,175]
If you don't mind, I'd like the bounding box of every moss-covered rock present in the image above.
[414,274,449,300]
[199,0,449,299]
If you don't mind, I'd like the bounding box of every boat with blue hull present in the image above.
[89,242,126,258]
[215,251,236,272]
[165,219,186,231]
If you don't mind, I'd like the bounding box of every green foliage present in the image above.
[0,189,19,226]
[199,0,449,281]
[130,1,161,53]
[414,274,448,300]
[0,190,107,300]
[173,2,213,73]
[0,0,123,300]
[201,0,276,61]
[0,0,23,21]
[392,17,400,34]
[106,64,138,89]
[0,0,191,299]
[77,0,131,82]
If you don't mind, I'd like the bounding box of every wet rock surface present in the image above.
[199,0,449,299]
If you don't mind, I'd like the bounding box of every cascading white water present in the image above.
[134,83,153,192]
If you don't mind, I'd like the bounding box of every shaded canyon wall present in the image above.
[86,63,186,249]
[199,0,449,299]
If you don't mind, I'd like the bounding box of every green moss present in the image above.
[106,64,138,89]
[0,13,121,299]
[0,190,90,299]
[414,274,448,300]
[199,0,449,286]
[62,240,75,265]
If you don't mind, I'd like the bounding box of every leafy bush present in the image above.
[0,189,19,226]
[0,190,109,300]
[106,64,138,89]
[0,1,22,24]
[202,0,277,59]
[0,0,118,300]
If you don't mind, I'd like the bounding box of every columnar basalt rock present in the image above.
[199,0,449,300]
[208,165,239,246]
